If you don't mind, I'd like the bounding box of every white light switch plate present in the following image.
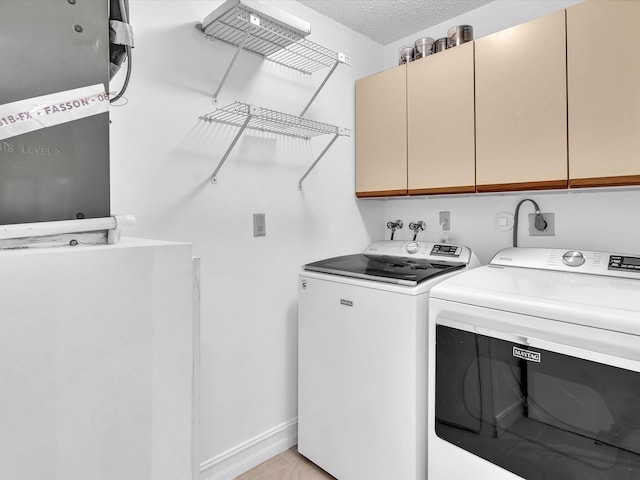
[253,213,266,237]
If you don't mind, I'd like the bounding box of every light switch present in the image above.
[439,211,450,231]
[253,213,266,237]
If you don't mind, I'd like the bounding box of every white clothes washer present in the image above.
[298,240,480,480]
[428,247,640,480]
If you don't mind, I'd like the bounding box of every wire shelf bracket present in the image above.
[201,102,350,187]
[195,4,350,111]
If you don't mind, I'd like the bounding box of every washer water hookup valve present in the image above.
[386,220,403,240]
[409,221,426,241]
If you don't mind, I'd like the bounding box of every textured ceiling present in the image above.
[296,0,493,44]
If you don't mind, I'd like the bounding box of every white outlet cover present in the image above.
[495,211,514,231]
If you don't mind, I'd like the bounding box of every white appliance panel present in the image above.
[0,238,195,480]
[430,265,640,336]
[298,274,427,480]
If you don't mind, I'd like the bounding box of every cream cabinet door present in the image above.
[567,0,640,188]
[355,65,407,197]
[407,42,475,195]
[475,10,568,192]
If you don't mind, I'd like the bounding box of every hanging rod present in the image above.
[200,102,350,186]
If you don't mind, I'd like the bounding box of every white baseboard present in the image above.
[200,418,298,480]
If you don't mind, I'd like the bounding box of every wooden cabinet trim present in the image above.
[477,180,567,193]
[408,185,476,196]
[570,175,640,189]
[356,189,408,198]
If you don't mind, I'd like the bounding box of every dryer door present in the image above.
[435,322,640,479]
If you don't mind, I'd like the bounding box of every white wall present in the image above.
[109,1,383,478]
[367,188,640,265]
[110,0,640,478]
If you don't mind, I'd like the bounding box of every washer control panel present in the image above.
[431,244,462,257]
[609,255,640,273]
[363,240,471,263]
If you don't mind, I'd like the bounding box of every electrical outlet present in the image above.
[528,213,555,236]
[253,213,266,237]
[439,211,450,231]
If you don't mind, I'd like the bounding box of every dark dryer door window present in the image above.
[435,325,640,479]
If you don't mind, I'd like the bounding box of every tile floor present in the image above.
[235,447,336,480]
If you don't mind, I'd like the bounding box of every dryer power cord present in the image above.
[513,199,547,247]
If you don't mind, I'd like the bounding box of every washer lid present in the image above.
[304,253,467,286]
[430,264,640,336]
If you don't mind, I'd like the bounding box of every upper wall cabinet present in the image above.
[355,44,475,198]
[474,10,568,193]
[567,0,640,188]
[407,42,475,195]
[355,2,640,199]
[355,65,408,197]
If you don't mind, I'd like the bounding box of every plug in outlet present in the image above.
[528,213,555,236]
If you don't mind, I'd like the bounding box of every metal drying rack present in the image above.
[201,102,350,188]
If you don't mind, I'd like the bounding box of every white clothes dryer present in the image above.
[429,247,640,480]
[298,240,480,480]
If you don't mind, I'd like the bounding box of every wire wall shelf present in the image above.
[201,102,350,188]
[201,102,346,138]
[197,13,351,74]
[196,3,350,113]
[198,6,307,59]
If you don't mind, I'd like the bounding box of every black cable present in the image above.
[110,0,132,104]
[110,44,132,103]
[513,198,547,247]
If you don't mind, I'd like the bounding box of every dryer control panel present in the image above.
[491,248,640,279]
[609,255,640,273]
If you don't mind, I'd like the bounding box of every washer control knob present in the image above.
[562,251,585,267]
[406,242,420,254]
